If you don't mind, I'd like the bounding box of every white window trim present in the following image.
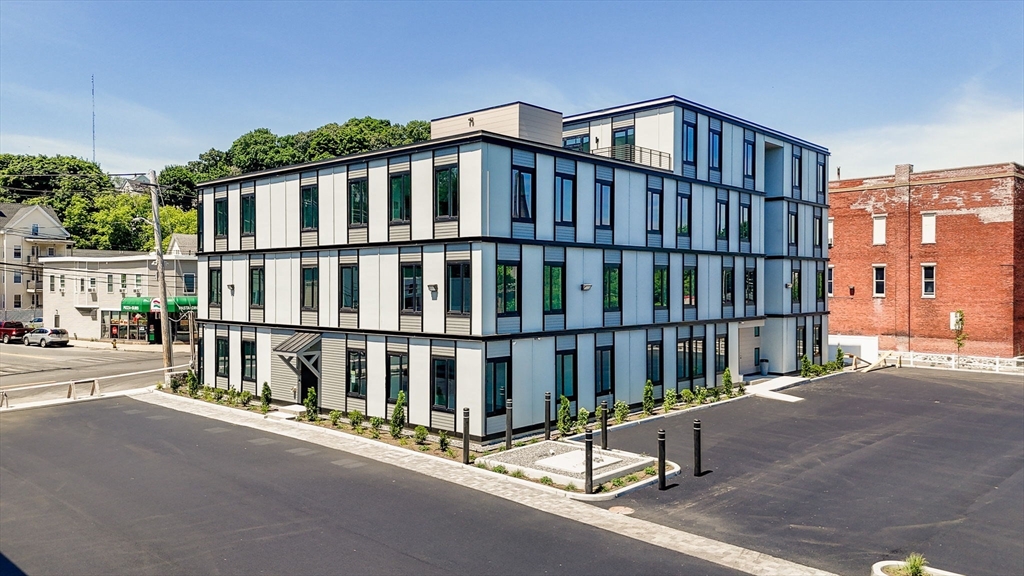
[827,217,834,248]
[872,264,886,297]
[921,263,936,299]
[826,265,834,297]
[872,214,887,246]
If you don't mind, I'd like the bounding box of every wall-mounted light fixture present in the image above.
[784,283,793,289]
[427,284,438,293]
[227,284,235,292]
[581,283,592,291]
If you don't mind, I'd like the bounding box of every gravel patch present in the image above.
[483,440,650,480]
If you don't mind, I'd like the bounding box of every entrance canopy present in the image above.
[273,331,320,356]
[120,296,198,313]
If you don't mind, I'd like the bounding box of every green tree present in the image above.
[642,380,654,416]
[390,390,406,439]
[228,128,289,174]
[157,165,197,210]
[557,395,573,437]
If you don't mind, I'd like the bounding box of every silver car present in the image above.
[24,328,70,347]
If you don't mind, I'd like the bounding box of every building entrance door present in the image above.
[299,356,319,409]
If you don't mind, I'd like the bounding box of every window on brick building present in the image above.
[827,217,834,248]
[872,215,886,245]
[922,213,936,244]
[873,265,886,297]
[921,264,935,298]
[827,266,834,297]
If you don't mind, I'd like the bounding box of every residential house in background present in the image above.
[0,202,73,318]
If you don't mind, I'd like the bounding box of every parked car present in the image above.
[0,321,28,344]
[23,328,70,347]
[27,317,44,329]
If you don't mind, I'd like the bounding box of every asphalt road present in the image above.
[0,397,744,576]
[597,368,1024,576]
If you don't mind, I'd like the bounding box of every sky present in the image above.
[1,1,1021,178]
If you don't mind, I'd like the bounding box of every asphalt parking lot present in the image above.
[598,367,1024,576]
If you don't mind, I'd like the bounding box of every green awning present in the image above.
[120,296,198,313]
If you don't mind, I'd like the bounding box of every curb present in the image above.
[871,560,963,576]
[0,385,156,413]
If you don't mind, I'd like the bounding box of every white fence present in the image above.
[883,351,1024,374]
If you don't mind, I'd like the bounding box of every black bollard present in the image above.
[544,392,551,441]
[462,408,470,465]
[658,429,666,490]
[693,419,702,477]
[505,396,513,451]
[600,400,609,450]
[584,427,593,494]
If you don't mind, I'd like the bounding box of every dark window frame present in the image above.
[347,349,367,398]
[389,172,412,224]
[554,172,576,226]
[432,357,457,412]
[743,138,755,179]
[485,357,510,416]
[348,178,369,227]
[716,200,728,240]
[816,269,826,303]
[214,198,228,238]
[242,340,257,382]
[653,265,669,310]
[792,151,803,193]
[813,215,822,248]
[788,210,799,246]
[796,325,806,364]
[613,126,635,147]
[340,264,359,311]
[434,165,459,221]
[446,261,471,315]
[709,127,722,171]
[647,342,662,387]
[209,268,222,306]
[249,267,265,308]
[300,184,319,231]
[603,263,621,312]
[683,266,697,308]
[216,337,229,377]
[400,263,423,314]
[555,350,576,402]
[387,352,410,403]
[744,267,756,306]
[595,346,614,397]
[677,193,691,237]
[722,266,734,306]
[240,193,256,237]
[496,262,520,317]
[301,265,319,311]
[595,180,613,229]
[543,262,565,314]
[740,203,751,242]
[682,120,697,166]
[562,134,590,152]
[647,187,662,232]
[792,267,802,303]
[715,334,727,374]
[511,166,536,223]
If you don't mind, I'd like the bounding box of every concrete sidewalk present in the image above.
[68,339,188,352]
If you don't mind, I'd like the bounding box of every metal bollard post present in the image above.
[505,396,513,451]
[544,392,551,441]
[462,408,470,465]
[600,400,609,450]
[658,429,667,490]
[693,419,702,477]
[584,427,594,494]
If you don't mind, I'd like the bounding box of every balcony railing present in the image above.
[25,280,44,291]
[590,144,672,170]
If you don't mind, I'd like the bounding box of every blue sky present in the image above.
[1,1,1021,177]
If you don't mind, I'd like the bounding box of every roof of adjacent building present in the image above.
[168,234,198,255]
[0,202,64,231]
[66,249,149,258]
[829,161,1024,192]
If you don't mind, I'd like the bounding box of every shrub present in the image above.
[612,477,625,487]
[438,430,450,452]
[614,400,630,424]
[303,387,318,421]
[565,482,577,492]
[212,387,225,402]
[737,379,746,396]
[681,389,695,404]
[576,407,590,434]
[239,390,252,407]
[695,387,708,404]
[226,387,238,405]
[349,409,364,432]
[594,402,607,425]
[642,379,655,416]
[260,382,272,411]
[169,373,184,393]
[800,355,813,378]
[492,464,507,475]
[903,553,927,576]
[663,388,678,413]
[540,476,554,486]
[369,416,385,439]
[186,370,199,398]
[722,367,733,397]
[644,465,657,476]
[329,410,343,427]
[625,474,638,483]
[390,390,406,439]
[510,469,525,479]
[709,385,720,401]
[557,395,573,437]
[414,425,429,444]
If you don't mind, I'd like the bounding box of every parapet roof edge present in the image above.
[563,95,829,154]
[430,101,563,122]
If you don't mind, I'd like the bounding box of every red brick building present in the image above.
[828,162,1023,358]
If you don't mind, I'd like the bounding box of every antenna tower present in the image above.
[91,75,96,163]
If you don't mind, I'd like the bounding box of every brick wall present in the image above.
[829,162,1023,357]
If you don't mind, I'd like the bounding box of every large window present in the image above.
[241,194,256,236]
[873,265,886,297]
[214,198,228,237]
[250,267,265,307]
[485,358,509,416]
[242,340,256,382]
[447,262,471,314]
[301,185,318,230]
[922,265,936,297]
[555,351,575,401]
[816,157,826,195]
[496,263,519,316]
[792,151,803,192]
[743,138,755,178]
[432,357,456,411]
[388,353,409,403]
[873,215,887,245]
[301,266,318,310]
[555,173,575,225]
[788,210,799,246]
[106,274,112,293]
[683,266,697,308]
[340,264,358,311]
[209,268,222,306]
[827,266,834,297]
[647,187,661,232]
[390,173,411,223]
[791,267,801,303]
[595,181,612,228]
[647,342,662,387]
[709,127,722,170]
[562,134,590,152]
[740,204,751,242]
[401,264,422,313]
[543,263,564,314]
[677,194,690,236]
[595,347,613,396]
[512,167,534,222]
[813,324,822,359]
[183,273,196,295]
[722,267,734,306]
[349,178,368,226]
[347,349,367,397]
[715,335,727,374]
[744,267,756,305]
[216,338,229,377]
[813,216,822,248]
[716,200,728,240]
[435,165,459,220]
[683,120,696,166]
[677,339,692,386]
[693,337,705,378]
[613,127,635,146]
[816,269,825,303]
[654,265,669,309]
[795,326,805,364]
[603,264,621,312]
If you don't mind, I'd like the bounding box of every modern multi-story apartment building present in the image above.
[829,162,1023,357]
[196,97,830,440]
[0,203,73,316]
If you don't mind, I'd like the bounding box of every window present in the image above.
[301,185,318,230]
[106,274,113,293]
[13,294,21,308]
[90,277,96,292]
[792,151,803,192]
[250,267,265,307]
[653,265,669,309]
[183,273,196,295]
[613,127,635,146]
[873,265,886,297]
[813,216,822,248]
[595,180,613,228]
[432,357,456,411]
[827,266,834,297]
[743,138,755,178]
[922,265,935,297]
[788,210,799,246]
[555,351,575,401]
[50,275,55,292]
[348,179,368,226]
[603,264,621,312]
[595,347,613,396]
[78,278,83,292]
[677,194,690,236]
[47,247,54,256]
[197,201,204,249]
[715,335,727,374]
[340,264,359,311]
[209,269,222,306]
[683,266,697,308]
[390,173,411,223]
[922,213,936,244]
[740,204,751,242]
[485,358,510,416]
[388,353,409,403]
[791,267,801,303]
[683,120,696,166]
[13,246,21,259]
[872,215,886,245]
[496,263,519,315]
[401,264,422,313]
[31,223,39,235]
[827,217,834,248]
[677,338,692,386]
[214,198,228,237]
[795,326,805,363]
[435,165,459,220]
[543,263,564,314]
[216,338,229,377]
[120,273,126,291]
[744,267,756,305]
[347,350,367,397]
[301,266,318,310]
[816,269,825,303]
[722,267,734,305]
[716,200,728,240]
[136,274,142,290]
[647,342,662,387]
[241,194,256,236]
[816,157,826,195]
[562,134,590,152]
[555,173,575,225]
[60,275,65,290]
[446,262,471,314]
[647,186,661,232]
[512,166,534,222]
[709,127,722,170]
[242,340,257,381]
[693,337,705,377]
[813,325,822,359]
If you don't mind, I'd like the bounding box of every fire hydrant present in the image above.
[111,338,118,350]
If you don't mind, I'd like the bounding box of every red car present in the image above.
[0,321,29,344]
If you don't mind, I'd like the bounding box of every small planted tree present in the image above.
[186,369,200,398]
[349,409,364,432]
[800,355,813,378]
[613,400,630,424]
[413,425,429,444]
[953,309,967,367]
[722,367,733,397]
[642,379,655,416]
[390,390,406,439]
[593,402,606,425]
[834,345,844,371]
[329,410,343,427]
[369,416,385,439]
[303,387,318,421]
[663,388,678,413]
[557,395,573,437]
[260,382,272,413]
[681,389,695,404]
[576,407,590,434]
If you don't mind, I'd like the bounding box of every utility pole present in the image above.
[147,170,173,379]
